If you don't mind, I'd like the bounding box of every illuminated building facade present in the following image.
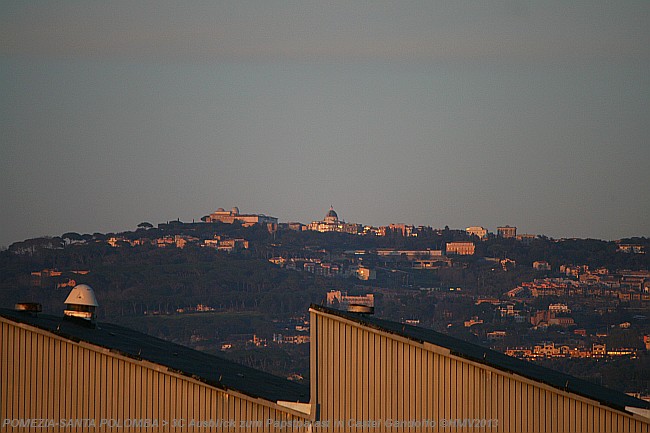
[466,226,488,240]
[202,206,278,227]
[307,206,361,234]
[446,241,476,255]
[497,225,517,238]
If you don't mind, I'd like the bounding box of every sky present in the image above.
[1,1,649,247]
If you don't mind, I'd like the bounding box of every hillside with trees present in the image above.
[1,223,648,391]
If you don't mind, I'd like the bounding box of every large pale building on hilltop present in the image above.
[202,206,278,227]
[307,206,361,234]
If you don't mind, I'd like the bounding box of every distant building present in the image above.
[549,303,571,314]
[203,236,249,253]
[362,225,382,236]
[174,235,199,249]
[273,334,310,345]
[593,343,607,358]
[516,233,536,244]
[411,258,452,269]
[154,236,172,247]
[533,261,551,271]
[550,316,572,327]
[445,241,475,255]
[301,260,344,277]
[464,317,483,327]
[202,206,278,227]
[31,268,64,288]
[475,297,501,305]
[500,258,516,271]
[499,304,519,317]
[326,290,374,308]
[355,266,376,281]
[278,222,306,231]
[560,264,588,278]
[497,225,517,238]
[376,249,443,259]
[533,342,560,357]
[287,222,305,231]
[153,235,198,249]
[107,236,150,248]
[617,243,645,254]
[620,270,650,291]
[385,223,416,237]
[506,286,525,298]
[56,278,76,289]
[107,236,128,247]
[30,268,62,278]
[307,206,361,234]
[268,256,286,266]
[466,226,488,240]
[531,309,575,327]
[487,330,507,340]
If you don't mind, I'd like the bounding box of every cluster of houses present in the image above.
[505,342,639,360]
[268,246,467,280]
[219,316,311,352]
[107,234,250,253]
[30,268,89,289]
[507,267,650,301]
[467,302,577,329]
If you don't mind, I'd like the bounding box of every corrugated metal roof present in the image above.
[311,304,650,413]
[0,308,309,404]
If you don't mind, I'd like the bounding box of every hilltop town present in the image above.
[2,206,649,396]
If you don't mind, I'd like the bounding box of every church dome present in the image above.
[325,206,338,222]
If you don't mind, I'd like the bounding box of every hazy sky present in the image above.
[1,1,649,247]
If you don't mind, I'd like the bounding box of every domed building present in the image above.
[308,206,361,234]
[324,206,338,224]
[202,206,277,228]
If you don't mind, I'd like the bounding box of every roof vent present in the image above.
[347,304,374,314]
[15,302,42,313]
[64,284,99,321]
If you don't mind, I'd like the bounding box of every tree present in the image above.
[92,233,107,241]
[62,232,83,245]
[137,222,154,230]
